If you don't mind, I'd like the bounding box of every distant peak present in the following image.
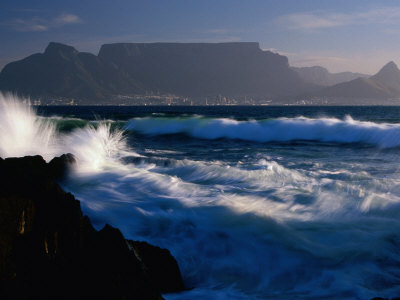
[373,60,399,78]
[44,42,78,56]
[379,61,399,72]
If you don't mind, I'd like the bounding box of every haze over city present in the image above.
[2,0,400,74]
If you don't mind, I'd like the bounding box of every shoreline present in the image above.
[0,154,184,299]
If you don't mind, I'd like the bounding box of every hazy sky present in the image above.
[2,0,400,74]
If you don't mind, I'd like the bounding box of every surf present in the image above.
[125,115,400,148]
[3,94,400,299]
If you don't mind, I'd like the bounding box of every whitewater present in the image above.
[2,94,400,299]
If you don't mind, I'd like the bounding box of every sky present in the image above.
[1,0,400,74]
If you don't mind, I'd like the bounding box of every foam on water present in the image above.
[2,95,400,298]
[126,115,400,148]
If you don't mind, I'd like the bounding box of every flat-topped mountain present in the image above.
[0,42,315,103]
[97,42,313,97]
[319,61,400,99]
[292,65,368,86]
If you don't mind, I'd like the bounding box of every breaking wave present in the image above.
[126,115,400,148]
[0,93,127,172]
[3,94,400,298]
[0,93,57,160]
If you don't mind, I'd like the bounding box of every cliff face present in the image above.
[99,43,306,96]
[0,154,184,299]
[98,42,311,97]
[0,42,315,102]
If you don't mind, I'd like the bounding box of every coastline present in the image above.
[0,154,184,299]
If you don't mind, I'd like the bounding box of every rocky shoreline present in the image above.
[0,154,184,299]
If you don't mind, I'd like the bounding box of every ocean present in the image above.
[2,95,400,299]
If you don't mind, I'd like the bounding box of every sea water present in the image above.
[2,94,400,299]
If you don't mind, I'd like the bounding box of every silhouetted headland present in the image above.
[0,154,184,299]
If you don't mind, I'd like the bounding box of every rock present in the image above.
[48,153,76,179]
[128,240,185,293]
[0,155,184,299]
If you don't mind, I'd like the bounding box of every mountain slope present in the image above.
[0,42,316,103]
[318,61,400,99]
[292,66,368,86]
[98,42,315,97]
[0,42,143,102]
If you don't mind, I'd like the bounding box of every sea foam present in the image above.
[126,115,400,148]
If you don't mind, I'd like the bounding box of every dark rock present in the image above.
[48,153,76,179]
[0,155,185,299]
[128,240,185,293]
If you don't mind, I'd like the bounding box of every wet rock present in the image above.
[129,240,185,293]
[48,153,76,179]
[0,155,184,299]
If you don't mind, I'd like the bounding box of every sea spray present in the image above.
[0,94,128,172]
[3,97,400,298]
[63,123,128,172]
[0,93,57,160]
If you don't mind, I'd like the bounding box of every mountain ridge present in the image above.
[292,65,369,86]
[319,61,400,99]
[0,41,316,104]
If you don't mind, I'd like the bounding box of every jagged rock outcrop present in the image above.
[128,241,185,293]
[0,154,184,299]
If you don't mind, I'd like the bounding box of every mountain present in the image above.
[318,61,400,99]
[0,42,316,103]
[97,42,314,98]
[0,42,144,102]
[292,66,369,86]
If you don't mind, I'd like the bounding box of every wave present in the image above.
[0,94,128,172]
[0,93,58,160]
[125,115,400,148]
[62,123,128,172]
[3,94,400,298]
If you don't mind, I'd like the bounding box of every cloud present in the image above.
[276,7,400,31]
[5,13,81,32]
[10,17,48,32]
[55,14,81,25]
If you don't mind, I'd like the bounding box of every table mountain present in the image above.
[0,42,316,103]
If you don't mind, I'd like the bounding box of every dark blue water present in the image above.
[37,105,400,123]
[5,102,400,299]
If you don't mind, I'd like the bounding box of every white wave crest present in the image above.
[0,93,57,160]
[64,123,127,172]
[0,94,128,171]
[125,115,400,148]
